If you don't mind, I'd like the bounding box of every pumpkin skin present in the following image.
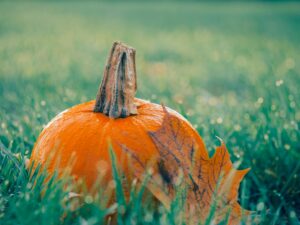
[30,98,206,190]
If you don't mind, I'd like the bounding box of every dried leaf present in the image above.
[122,106,250,224]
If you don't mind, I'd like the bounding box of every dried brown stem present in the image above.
[94,41,137,118]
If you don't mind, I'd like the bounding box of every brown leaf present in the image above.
[123,106,250,224]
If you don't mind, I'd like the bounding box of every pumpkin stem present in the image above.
[94,41,137,118]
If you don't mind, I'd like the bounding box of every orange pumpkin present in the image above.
[29,42,206,191]
[30,42,250,224]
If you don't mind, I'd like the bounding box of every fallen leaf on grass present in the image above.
[123,106,250,224]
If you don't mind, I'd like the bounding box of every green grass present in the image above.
[0,1,299,224]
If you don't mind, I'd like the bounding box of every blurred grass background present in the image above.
[0,1,299,224]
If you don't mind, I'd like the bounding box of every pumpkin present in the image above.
[30,42,249,224]
[29,41,206,189]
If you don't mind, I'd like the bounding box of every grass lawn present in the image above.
[0,1,299,224]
